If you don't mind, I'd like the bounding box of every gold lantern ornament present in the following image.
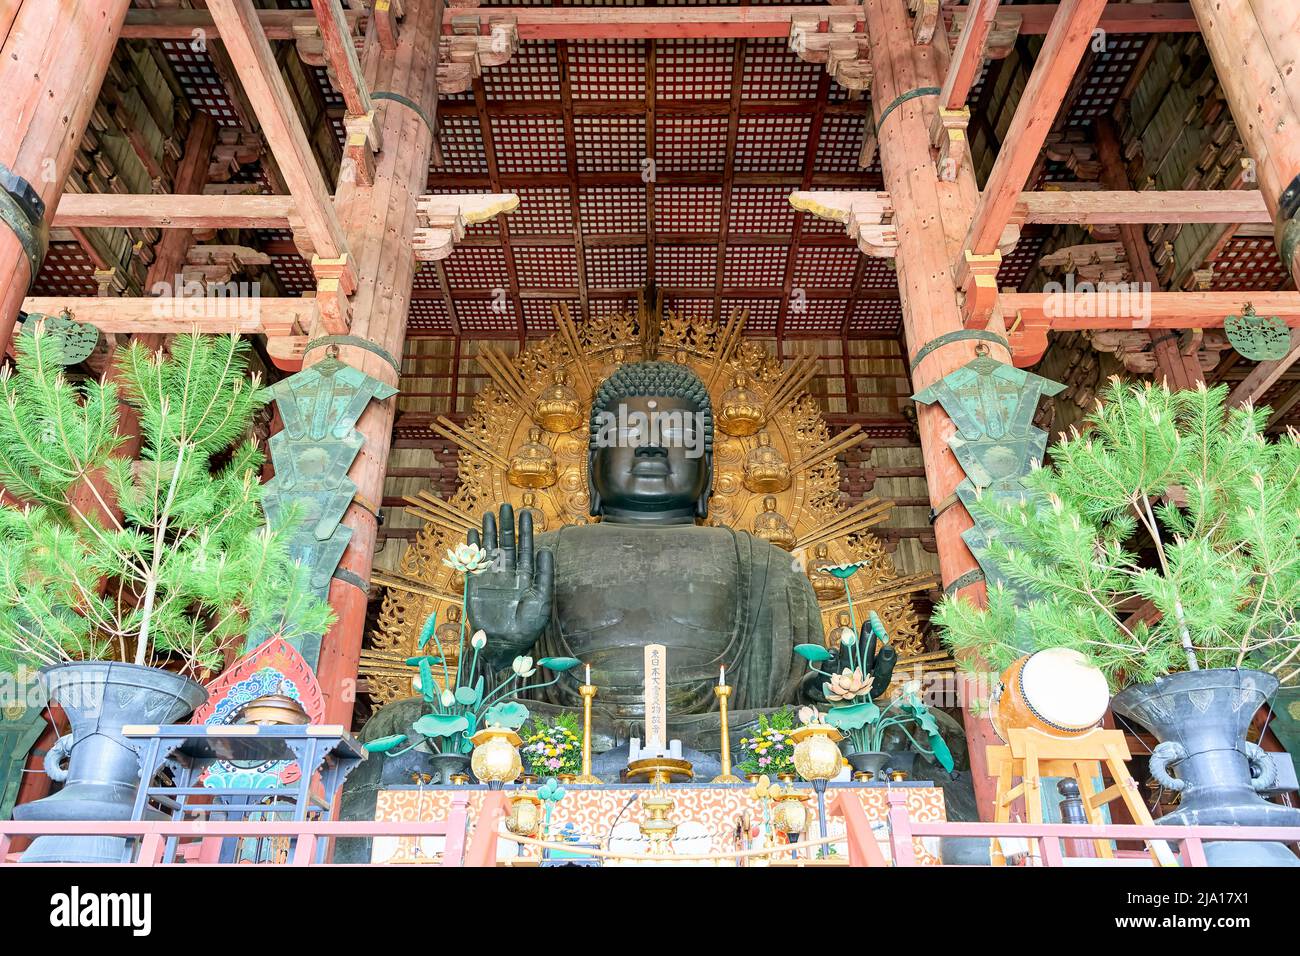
[718,372,765,436]
[771,790,811,838]
[470,728,524,789]
[791,723,844,782]
[534,369,583,433]
[506,793,543,838]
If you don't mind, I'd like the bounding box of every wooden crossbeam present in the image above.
[1001,291,1300,328]
[122,9,363,40]
[20,297,314,336]
[308,0,372,118]
[433,5,1198,39]
[941,0,1002,110]
[1016,190,1271,226]
[962,0,1109,262]
[53,194,296,230]
[205,0,350,264]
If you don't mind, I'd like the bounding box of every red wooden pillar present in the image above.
[864,0,1008,819]
[1189,0,1300,288]
[312,0,444,726]
[0,0,133,353]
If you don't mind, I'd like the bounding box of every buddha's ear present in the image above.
[587,453,602,517]
[695,450,713,519]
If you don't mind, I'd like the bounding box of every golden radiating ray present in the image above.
[761,354,819,418]
[402,491,476,533]
[791,424,869,473]
[371,569,463,605]
[554,303,596,398]
[477,346,532,408]
[705,306,748,392]
[819,573,940,614]
[794,496,891,548]
[431,416,509,470]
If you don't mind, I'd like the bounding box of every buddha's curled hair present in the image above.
[587,360,714,452]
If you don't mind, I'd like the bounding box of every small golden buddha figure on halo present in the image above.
[507,426,558,489]
[752,495,796,551]
[718,371,764,437]
[807,543,842,601]
[519,490,548,532]
[827,610,856,653]
[742,430,792,493]
[534,368,583,433]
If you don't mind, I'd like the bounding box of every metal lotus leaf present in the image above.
[825,700,881,731]
[413,713,469,738]
[484,700,529,730]
[364,733,409,753]
[537,656,581,672]
[794,643,835,663]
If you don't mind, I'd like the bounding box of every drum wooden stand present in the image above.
[987,727,1164,865]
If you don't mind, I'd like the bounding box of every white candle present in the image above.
[719,665,725,687]
[585,663,591,687]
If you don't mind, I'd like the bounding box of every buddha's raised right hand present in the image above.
[465,503,554,667]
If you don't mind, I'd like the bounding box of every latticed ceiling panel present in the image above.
[723,245,789,288]
[270,253,315,295]
[514,245,581,288]
[585,245,648,289]
[453,298,518,335]
[655,115,730,173]
[655,185,725,232]
[655,245,717,289]
[29,243,100,296]
[506,186,574,236]
[789,297,850,333]
[408,298,453,336]
[574,115,646,173]
[569,40,647,100]
[158,40,242,127]
[998,232,1048,290]
[728,185,798,234]
[482,40,561,101]
[859,258,899,291]
[1065,36,1147,127]
[520,299,572,334]
[443,246,511,289]
[578,185,648,233]
[847,299,904,336]
[436,114,490,174]
[655,39,735,99]
[815,113,870,174]
[793,246,860,287]
[740,38,822,100]
[723,297,782,335]
[1208,238,1294,291]
[489,115,568,174]
[735,115,813,173]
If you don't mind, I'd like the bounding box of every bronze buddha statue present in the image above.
[464,361,823,744]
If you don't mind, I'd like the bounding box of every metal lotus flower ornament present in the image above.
[362,607,581,760]
[443,542,493,574]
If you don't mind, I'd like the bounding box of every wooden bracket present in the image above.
[438,15,520,94]
[789,13,872,93]
[373,0,403,52]
[789,191,897,257]
[909,0,940,44]
[343,110,382,187]
[930,107,970,181]
[311,253,358,335]
[292,21,326,68]
[413,193,519,262]
[955,250,1002,330]
[948,8,1022,59]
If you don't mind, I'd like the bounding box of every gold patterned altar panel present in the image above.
[372,785,945,866]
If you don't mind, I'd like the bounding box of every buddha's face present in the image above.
[590,395,710,522]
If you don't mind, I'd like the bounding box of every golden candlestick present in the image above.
[713,683,743,783]
[575,683,602,784]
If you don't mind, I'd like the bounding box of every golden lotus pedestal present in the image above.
[625,757,694,785]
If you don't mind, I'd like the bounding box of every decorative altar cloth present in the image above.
[371,782,946,865]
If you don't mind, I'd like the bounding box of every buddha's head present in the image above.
[588,360,714,524]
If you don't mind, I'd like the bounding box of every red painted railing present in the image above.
[0,792,472,866]
[3,789,1298,865]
